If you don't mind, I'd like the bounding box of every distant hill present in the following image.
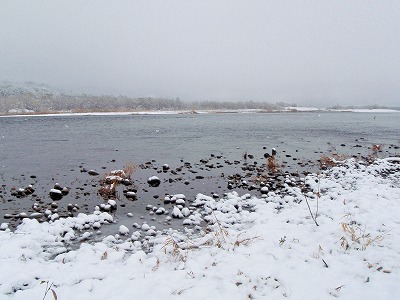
[0,81,62,98]
[0,81,279,114]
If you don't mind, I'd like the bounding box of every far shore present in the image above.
[1,107,399,118]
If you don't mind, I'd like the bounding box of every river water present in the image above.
[0,111,399,233]
[1,112,399,171]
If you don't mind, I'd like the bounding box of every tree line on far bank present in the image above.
[1,90,398,115]
[0,93,281,114]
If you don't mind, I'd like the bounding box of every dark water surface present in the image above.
[1,112,399,233]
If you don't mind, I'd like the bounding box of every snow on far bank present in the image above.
[4,107,400,118]
[1,157,400,299]
[7,108,35,114]
[0,109,280,117]
[327,108,400,113]
[0,108,322,118]
[283,106,321,112]
[0,111,180,118]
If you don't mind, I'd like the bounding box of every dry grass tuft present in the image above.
[98,179,119,199]
[267,156,279,173]
[319,155,337,169]
[210,211,229,248]
[123,162,136,179]
[40,280,58,300]
[161,236,183,260]
[319,154,349,170]
[160,236,198,262]
[251,173,269,184]
[234,232,261,249]
[371,144,383,152]
[98,162,136,199]
[160,213,260,264]
[340,214,384,251]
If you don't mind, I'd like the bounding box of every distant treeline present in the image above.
[327,104,400,111]
[0,93,280,114]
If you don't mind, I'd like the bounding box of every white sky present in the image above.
[1,0,400,106]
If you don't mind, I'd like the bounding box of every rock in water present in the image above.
[88,170,100,176]
[119,225,129,235]
[49,188,63,200]
[61,187,69,195]
[147,176,161,187]
[108,200,117,211]
[125,191,137,200]
[172,206,184,219]
[53,183,63,191]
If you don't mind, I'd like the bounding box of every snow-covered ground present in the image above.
[1,157,400,299]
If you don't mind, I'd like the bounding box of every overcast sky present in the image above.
[1,1,399,106]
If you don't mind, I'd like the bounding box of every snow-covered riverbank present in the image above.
[1,157,400,299]
[1,109,312,118]
[2,107,399,118]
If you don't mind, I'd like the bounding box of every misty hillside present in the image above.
[0,81,279,114]
[0,81,62,98]
[2,81,397,115]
